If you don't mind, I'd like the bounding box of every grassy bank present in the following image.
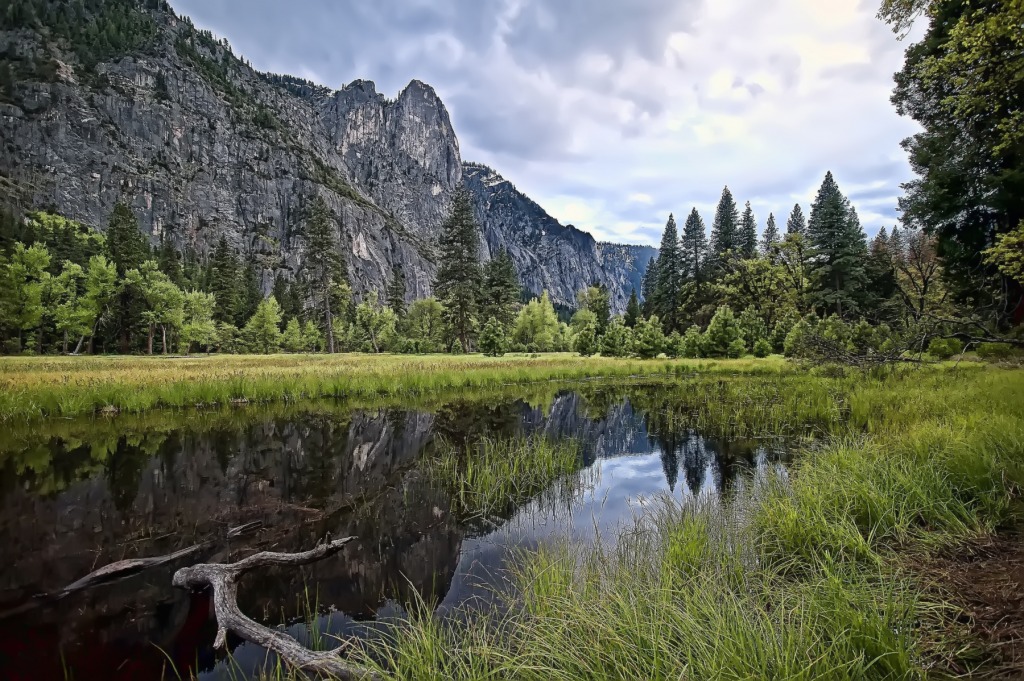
[0,353,789,422]
[357,365,1024,680]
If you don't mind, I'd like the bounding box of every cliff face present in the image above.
[0,1,652,311]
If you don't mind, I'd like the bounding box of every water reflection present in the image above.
[0,385,788,681]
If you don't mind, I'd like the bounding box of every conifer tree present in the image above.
[738,201,758,258]
[577,285,611,334]
[209,235,239,324]
[651,214,683,332]
[806,172,869,317]
[680,208,708,282]
[434,187,482,352]
[301,196,348,353]
[156,235,184,287]
[786,204,806,235]
[386,263,407,317]
[640,258,659,316]
[710,186,739,264]
[237,256,262,326]
[480,247,521,329]
[624,289,641,328]
[106,202,149,275]
[760,213,780,257]
[479,316,508,357]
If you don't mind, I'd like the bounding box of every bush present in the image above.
[926,337,963,360]
[704,306,742,358]
[753,338,772,358]
[479,317,508,357]
[727,337,747,359]
[680,325,704,358]
[976,342,1016,360]
[784,318,814,358]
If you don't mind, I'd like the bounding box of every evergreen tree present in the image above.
[600,317,631,357]
[710,186,740,265]
[640,257,659,316]
[680,207,710,322]
[577,285,611,334]
[806,172,869,317]
[760,213,780,257]
[237,256,262,326]
[403,298,446,353]
[156,235,184,287]
[703,305,744,358]
[302,196,348,353]
[209,235,239,324]
[106,202,149,275]
[434,187,482,352]
[281,317,304,353]
[651,214,684,332]
[242,296,283,354]
[632,315,666,359]
[386,263,407,317]
[624,289,641,328]
[786,204,806,235]
[738,201,758,258]
[480,247,521,329]
[479,316,508,357]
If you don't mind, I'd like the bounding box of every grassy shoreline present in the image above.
[0,353,789,422]
[355,364,1024,680]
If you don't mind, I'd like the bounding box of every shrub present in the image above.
[727,337,747,359]
[753,338,772,358]
[703,306,742,358]
[632,316,666,359]
[976,342,1016,360]
[784,318,814,358]
[680,325,704,358]
[926,337,963,360]
[479,317,508,357]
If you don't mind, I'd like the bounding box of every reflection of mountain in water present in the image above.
[0,387,788,681]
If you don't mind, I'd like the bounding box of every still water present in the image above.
[0,383,788,680]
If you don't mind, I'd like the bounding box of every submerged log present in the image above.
[172,537,382,681]
[61,543,208,596]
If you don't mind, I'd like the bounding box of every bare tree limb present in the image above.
[172,537,382,681]
[62,542,208,596]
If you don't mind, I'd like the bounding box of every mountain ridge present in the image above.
[0,0,654,311]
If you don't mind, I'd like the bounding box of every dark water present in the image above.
[0,383,788,681]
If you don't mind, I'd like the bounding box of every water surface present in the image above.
[0,382,788,680]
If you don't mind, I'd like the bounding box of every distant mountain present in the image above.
[0,0,653,311]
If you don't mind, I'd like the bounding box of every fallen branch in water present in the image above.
[172,537,381,681]
[61,542,208,596]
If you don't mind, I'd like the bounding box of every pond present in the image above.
[0,381,789,681]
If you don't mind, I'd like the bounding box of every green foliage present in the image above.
[179,290,216,353]
[703,305,742,358]
[760,213,780,257]
[650,214,684,332]
[738,201,758,258]
[435,187,483,352]
[624,289,641,328]
[572,320,598,357]
[710,186,740,265]
[386,263,407,317]
[984,222,1024,285]
[786,204,806,235]
[632,315,666,359]
[680,325,704,358]
[807,172,868,317]
[784,317,815,358]
[479,317,508,357]
[403,298,447,353]
[106,203,149,275]
[208,235,239,324]
[241,296,283,354]
[926,337,963,360]
[281,317,305,353]
[481,247,521,330]
[354,291,398,353]
[513,292,563,352]
[124,261,184,354]
[737,305,767,351]
[599,317,632,357]
[753,337,772,358]
[301,319,323,352]
[577,285,611,334]
[976,342,1016,360]
[1,243,51,351]
[20,211,106,273]
[301,196,348,352]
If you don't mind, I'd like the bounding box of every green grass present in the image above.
[429,434,585,526]
[0,353,790,423]
[349,364,1024,680]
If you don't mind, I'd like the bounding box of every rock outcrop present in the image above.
[0,1,653,311]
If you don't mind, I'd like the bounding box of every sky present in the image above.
[169,0,922,247]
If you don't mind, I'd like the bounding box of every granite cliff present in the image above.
[0,0,653,311]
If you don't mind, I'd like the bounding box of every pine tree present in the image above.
[156,235,184,287]
[760,213,780,257]
[479,316,508,357]
[209,235,239,324]
[242,296,283,354]
[738,201,758,258]
[434,187,482,352]
[640,257,659,316]
[577,285,611,334]
[786,204,806,235]
[106,202,149,275]
[806,172,869,317]
[480,247,521,329]
[651,214,683,332]
[237,256,262,326]
[709,186,739,265]
[624,289,641,328]
[302,196,348,353]
[386,263,407,317]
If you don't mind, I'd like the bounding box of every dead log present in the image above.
[172,537,382,681]
[61,542,207,596]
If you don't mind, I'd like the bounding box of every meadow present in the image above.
[0,352,790,422]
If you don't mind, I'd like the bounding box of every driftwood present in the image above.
[172,537,382,681]
[61,542,208,596]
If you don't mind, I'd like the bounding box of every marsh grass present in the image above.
[352,365,1024,680]
[1,353,784,422]
[429,434,585,526]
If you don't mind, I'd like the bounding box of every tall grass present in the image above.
[429,434,585,526]
[354,365,1024,679]
[0,353,790,422]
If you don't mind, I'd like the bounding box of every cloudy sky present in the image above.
[170,0,921,247]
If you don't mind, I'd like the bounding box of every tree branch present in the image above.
[172,537,382,681]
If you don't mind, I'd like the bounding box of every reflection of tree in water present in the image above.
[432,400,524,446]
